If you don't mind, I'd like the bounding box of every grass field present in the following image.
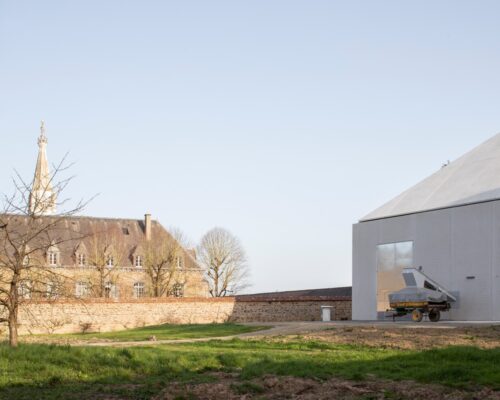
[1,338,499,399]
[25,323,268,343]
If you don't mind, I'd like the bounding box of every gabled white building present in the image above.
[353,133,500,321]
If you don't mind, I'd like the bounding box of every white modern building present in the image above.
[353,133,500,321]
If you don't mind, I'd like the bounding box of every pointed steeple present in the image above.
[29,121,57,215]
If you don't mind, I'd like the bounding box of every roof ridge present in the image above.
[361,132,500,221]
[0,213,158,223]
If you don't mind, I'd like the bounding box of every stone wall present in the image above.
[7,297,352,334]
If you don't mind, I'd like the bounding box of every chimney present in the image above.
[144,213,151,241]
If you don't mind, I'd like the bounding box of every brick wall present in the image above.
[4,297,351,335]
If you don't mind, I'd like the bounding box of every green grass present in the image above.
[0,339,498,399]
[28,323,268,342]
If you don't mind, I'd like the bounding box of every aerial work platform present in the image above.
[388,268,456,322]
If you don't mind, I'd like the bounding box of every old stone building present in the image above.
[2,123,209,299]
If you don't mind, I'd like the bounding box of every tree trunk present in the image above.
[154,279,160,297]
[99,269,105,297]
[8,308,18,347]
[9,273,20,347]
[213,268,219,297]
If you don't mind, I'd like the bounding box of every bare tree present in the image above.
[86,228,124,298]
[142,230,185,297]
[197,227,250,297]
[168,226,193,249]
[0,156,88,347]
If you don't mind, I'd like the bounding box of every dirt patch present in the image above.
[154,373,500,400]
[301,325,500,350]
[19,336,117,346]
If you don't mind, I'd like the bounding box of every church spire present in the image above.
[38,120,48,146]
[29,121,57,215]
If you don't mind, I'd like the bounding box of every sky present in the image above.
[1,1,500,293]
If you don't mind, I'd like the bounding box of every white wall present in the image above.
[353,200,500,321]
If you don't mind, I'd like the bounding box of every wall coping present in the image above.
[22,296,351,305]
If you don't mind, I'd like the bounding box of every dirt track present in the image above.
[20,321,500,349]
[302,324,500,349]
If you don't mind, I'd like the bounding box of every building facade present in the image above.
[2,123,209,299]
[353,133,500,321]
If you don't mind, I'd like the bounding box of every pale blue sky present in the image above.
[1,1,500,293]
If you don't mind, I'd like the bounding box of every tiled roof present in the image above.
[236,286,352,301]
[0,214,198,269]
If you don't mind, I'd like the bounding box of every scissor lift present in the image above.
[387,268,457,322]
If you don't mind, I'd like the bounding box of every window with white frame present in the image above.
[135,255,142,268]
[46,281,58,298]
[18,281,32,299]
[133,282,145,298]
[75,282,89,298]
[48,251,58,266]
[77,253,86,266]
[176,256,184,269]
[104,281,118,299]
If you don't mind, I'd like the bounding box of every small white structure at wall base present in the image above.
[321,305,333,322]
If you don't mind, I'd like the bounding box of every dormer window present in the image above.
[106,256,114,267]
[135,255,143,268]
[47,243,60,266]
[77,253,86,266]
[48,252,58,266]
[74,242,88,268]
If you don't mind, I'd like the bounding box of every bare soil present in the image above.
[154,373,500,400]
[301,325,500,350]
